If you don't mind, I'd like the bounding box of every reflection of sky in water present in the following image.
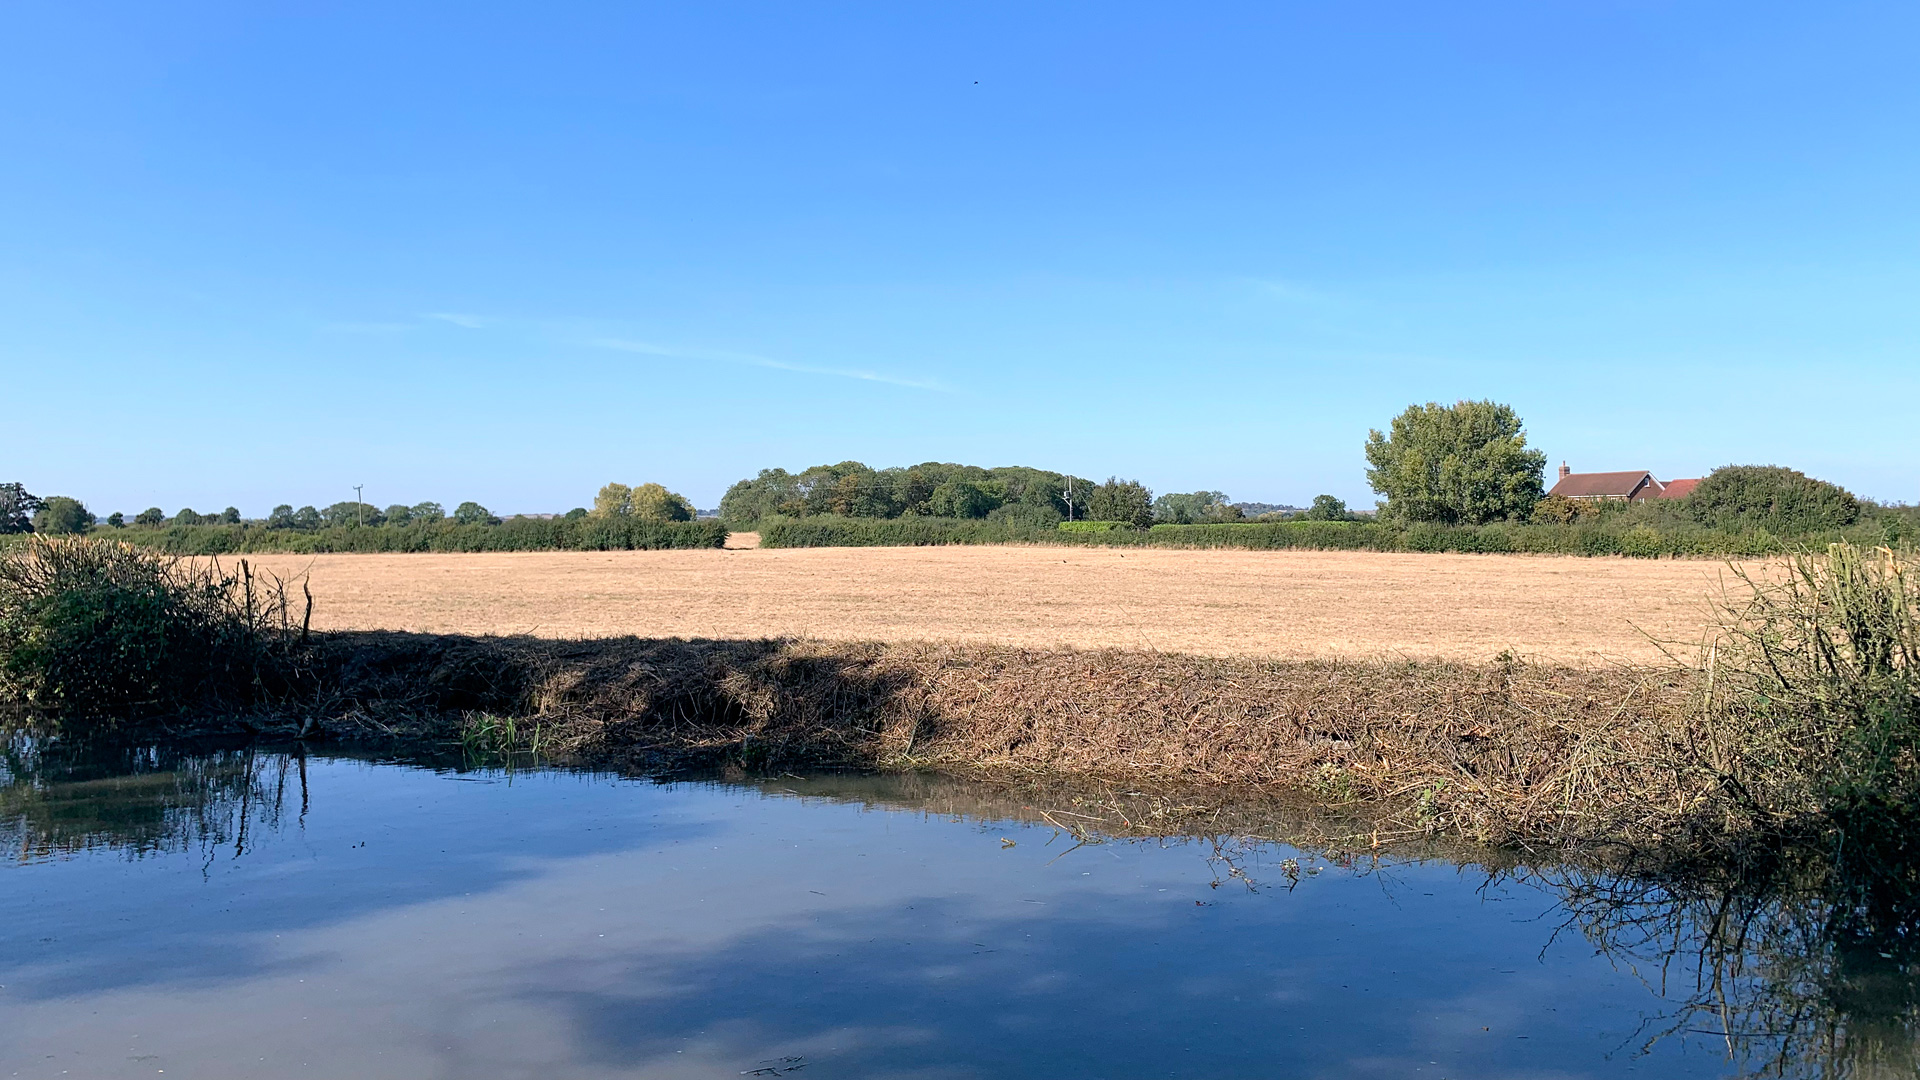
[1,758,1742,1079]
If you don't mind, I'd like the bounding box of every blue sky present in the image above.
[4,2,1916,514]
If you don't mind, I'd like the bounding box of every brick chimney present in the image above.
[1559,461,1571,480]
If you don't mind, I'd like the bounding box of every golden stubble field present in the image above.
[234,543,1753,667]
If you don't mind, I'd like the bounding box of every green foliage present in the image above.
[292,506,322,530]
[0,538,299,724]
[563,507,589,520]
[1153,491,1239,524]
[720,461,1083,526]
[452,501,497,526]
[927,480,1005,519]
[172,508,206,527]
[0,483,42,534]
[382,504,413,526]
[103,517,726,555]
[134,507,165,527]
[104,512,125,529]
[321,501,383,528]
[1088,477,1154,527]
[630,483,695,522]
[1687,465,1861,533]
[592,483,633,517]
[1303,494,1350,521]
[410,502,445,522]
[31,497,94,535]
[761,516,1050,548]
[1365,400,1547,525]
[1058,520,1130,533]
[266,505,296,529]
[987,501,1064,528]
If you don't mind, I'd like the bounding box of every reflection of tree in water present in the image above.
[0,737,300,863]
[1537,847,1920,1080]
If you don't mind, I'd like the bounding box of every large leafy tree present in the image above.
[1087,478,1154,527]
[1365,400,1546,525]
[0,483,42,534]
[1685,466,1859,532]
[630,483,695,522]
[31,496,94,535]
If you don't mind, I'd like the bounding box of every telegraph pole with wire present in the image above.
[353,484,364,527]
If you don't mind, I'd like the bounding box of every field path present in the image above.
[236,546,1748,666]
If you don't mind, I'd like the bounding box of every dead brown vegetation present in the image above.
[287,630,1732,855]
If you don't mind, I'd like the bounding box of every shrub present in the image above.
[1058,520,1132,534]
[1702,544,1920,836]
[1688,466,1861,533]
[31,497,94,535]
[0,538,302,725]
[762,516,1047,548]
[134,507,166,527]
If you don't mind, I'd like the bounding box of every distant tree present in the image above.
[1686,466,1860,533]
[410,501,445,523]
[453,501,497,526]
[630,483,695,522]
[219,507,242,525]
[33,496,96,534]
[1153,491,1235,524]
[382,504,413,527]
[105,511,125,528]
[291,505,322,530]
[172,508,205,526]
[134,507,165,527]
[926,480,1005,519]
[0,483,42,534]
[563,507,589,520]
[266,504,296,529]
[1303,494,1350,521]
[321,501,383,528]
[592,483,633,517]
[1365,400,1546,525]
[1088,478,1154,527]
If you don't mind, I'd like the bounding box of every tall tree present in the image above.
[0,483,42,534]
[1087,478,1154,527]
[1364,400,1546,525]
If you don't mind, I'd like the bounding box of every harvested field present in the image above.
[236,546,1749,666]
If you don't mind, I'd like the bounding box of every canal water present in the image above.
[2,745,1910,1078]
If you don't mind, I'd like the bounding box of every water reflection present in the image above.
[5,744,1920,1078]
[1,738,298,862]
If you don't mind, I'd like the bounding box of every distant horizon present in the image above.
[6,4,1916,511]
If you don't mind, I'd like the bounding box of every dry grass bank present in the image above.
[235,546,1744,665]
[299,631,1708,853]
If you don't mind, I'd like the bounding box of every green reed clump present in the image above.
[1700,544,1920,837]
[0,537,306,727]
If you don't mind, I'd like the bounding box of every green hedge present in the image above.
[760,517,1052,548]
[757,513,1916,557]
[96,518,727,555]
[1057,520,1134,534]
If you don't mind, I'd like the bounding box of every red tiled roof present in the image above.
[1651,477,1701,500]
[1550,471,1654,499]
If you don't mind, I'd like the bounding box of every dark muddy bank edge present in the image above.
[117,629,1744,860]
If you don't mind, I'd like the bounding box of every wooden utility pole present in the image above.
[353,484,364,527]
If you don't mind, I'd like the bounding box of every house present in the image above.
[1549,463,1700,501]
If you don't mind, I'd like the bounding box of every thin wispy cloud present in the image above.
[423,312,490,328]
[321,321,414,334]
[590,338,951,392]
[1244,278,1344,306]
